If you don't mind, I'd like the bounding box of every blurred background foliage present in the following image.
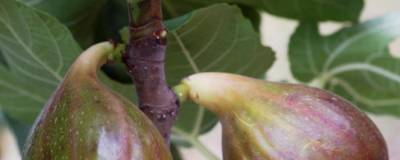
[0,0,399,159]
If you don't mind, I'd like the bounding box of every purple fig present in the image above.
[23,42,172,160]
[179,72,388,160]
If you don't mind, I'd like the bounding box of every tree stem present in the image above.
[123,0,179,145]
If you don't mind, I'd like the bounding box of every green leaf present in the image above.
[238,4,261,31]
[95,0,129,43]
[289,13,400,116]
[0,111,7,128]
[101,63,133,84]
[289,22,326,82]
[0,67,45,122]
[173,102,217,135]
[0,0,136,123]
[20,0,108,47]
[0,49,6,66]
[163,0,363,22]
[95,0,135,84]
[0,0,81,122]
[165,4,275,135]
[171,143,183,160]
[165,13,192,31]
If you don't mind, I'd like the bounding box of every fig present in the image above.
[179,72,388,160]
[23,42,172,160]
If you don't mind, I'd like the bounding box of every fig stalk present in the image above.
[123,0,179,144]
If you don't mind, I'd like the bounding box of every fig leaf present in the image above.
[162,0,363,22]
[0,0,135,123]
[289,13,400,116]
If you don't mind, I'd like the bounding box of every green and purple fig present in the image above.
[23,42,172,160]
[179,72,388,160]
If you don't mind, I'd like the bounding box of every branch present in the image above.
[123,0,179,145]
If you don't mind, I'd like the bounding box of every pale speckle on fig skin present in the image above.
[24,42,172,160]
[183,72,388,160]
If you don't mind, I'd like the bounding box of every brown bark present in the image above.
[123,0,179,145]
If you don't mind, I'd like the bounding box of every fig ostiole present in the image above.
[178,72,388,160]
[24,42,172,160]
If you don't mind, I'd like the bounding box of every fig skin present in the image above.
[181,72,388,160]
[23,42,172,160]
